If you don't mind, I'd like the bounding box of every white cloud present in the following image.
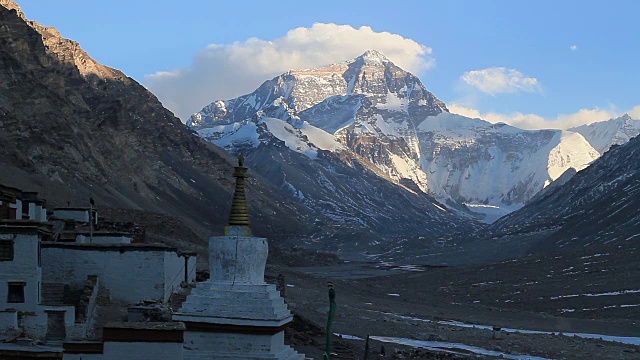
[570,44,578,51]
[627,105,640,119]
[461,67,542,95]
[144,23,434,121]
[447,104,638,130]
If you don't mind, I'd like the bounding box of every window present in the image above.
[0,240,14,261]
[8,282,25,303]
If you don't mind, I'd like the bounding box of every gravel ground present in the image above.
[275,242,640,359]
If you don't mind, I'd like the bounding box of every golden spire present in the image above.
[225,155,251,236]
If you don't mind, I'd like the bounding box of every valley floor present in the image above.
[275,240,640,359]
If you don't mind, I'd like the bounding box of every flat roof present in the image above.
[53,207,94,211]
[105,322,186,331]
[0,221,52,235]
[0,343,62,354]
[74,231,132,237]
[41,241,179,253]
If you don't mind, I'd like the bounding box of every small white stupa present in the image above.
[173,155,304,359]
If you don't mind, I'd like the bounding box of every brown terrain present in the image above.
[274,238,639,359]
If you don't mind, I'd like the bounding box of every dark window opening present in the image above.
[9,207,16,219]
[0,240,14,261]
[8,282,25,303]
[22,202,30,220]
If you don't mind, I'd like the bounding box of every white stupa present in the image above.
[173,156,304,359]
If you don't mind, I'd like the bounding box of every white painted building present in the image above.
[75,232,133,244]
[0,222,77,341]
[53,208,97,224]
[0,157,307,360]
[41,242,196,304]
[173,158,304,359]
[21,192,47,222]
[0,224,44,312]
[63,322,185,360]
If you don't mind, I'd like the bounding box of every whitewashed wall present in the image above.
[187,256,197,283]
[42,246,194,304]
[183,331,286,359]
[42,246,166,304]
[53,210,91,223]
[0,233,41,312]
[103,342,183,360]
[76,235,132,244]
[25,203,35,220]
[9,200,22,220]
[163,252,198,301]
[63,353,102,360]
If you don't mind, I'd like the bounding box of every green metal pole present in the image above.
[323,283,336,360]
[364,334,370,360]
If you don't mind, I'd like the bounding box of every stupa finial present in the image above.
[225,154,251,236]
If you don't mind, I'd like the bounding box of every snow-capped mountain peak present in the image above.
[569,114,640,154]
[188,51,605,222]
[353,49,390,66]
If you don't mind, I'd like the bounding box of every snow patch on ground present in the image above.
[371,336,552,360]
[464,203,523,224]
[334,333,364,341]
[550,289,640,299]
[377,311,640,346]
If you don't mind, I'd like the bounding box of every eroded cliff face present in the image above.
[0,1,311,240]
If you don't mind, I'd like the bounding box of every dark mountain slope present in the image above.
[0,1,309,240]
[489,134,640,252]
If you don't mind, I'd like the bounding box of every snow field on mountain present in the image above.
[189,51,638,222]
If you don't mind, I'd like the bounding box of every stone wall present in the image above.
[103,342,182,360]
[22,305,76,340]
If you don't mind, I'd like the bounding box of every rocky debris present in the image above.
[392,349,477,359]
[128,301,172,322]
[284,314,360,359]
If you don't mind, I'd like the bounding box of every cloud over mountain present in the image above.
[461,67,541,95]
[448,104,640,130]
[144,23,434,121]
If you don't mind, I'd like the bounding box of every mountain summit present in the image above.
[188,50,447,129]
[189,51,599,223]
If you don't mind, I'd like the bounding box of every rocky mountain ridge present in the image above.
[489,131,640,252]
[190,51,600,222]
[0,0,316,241]
[569,113,640,155]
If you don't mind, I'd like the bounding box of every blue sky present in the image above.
[19,0,640,126]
